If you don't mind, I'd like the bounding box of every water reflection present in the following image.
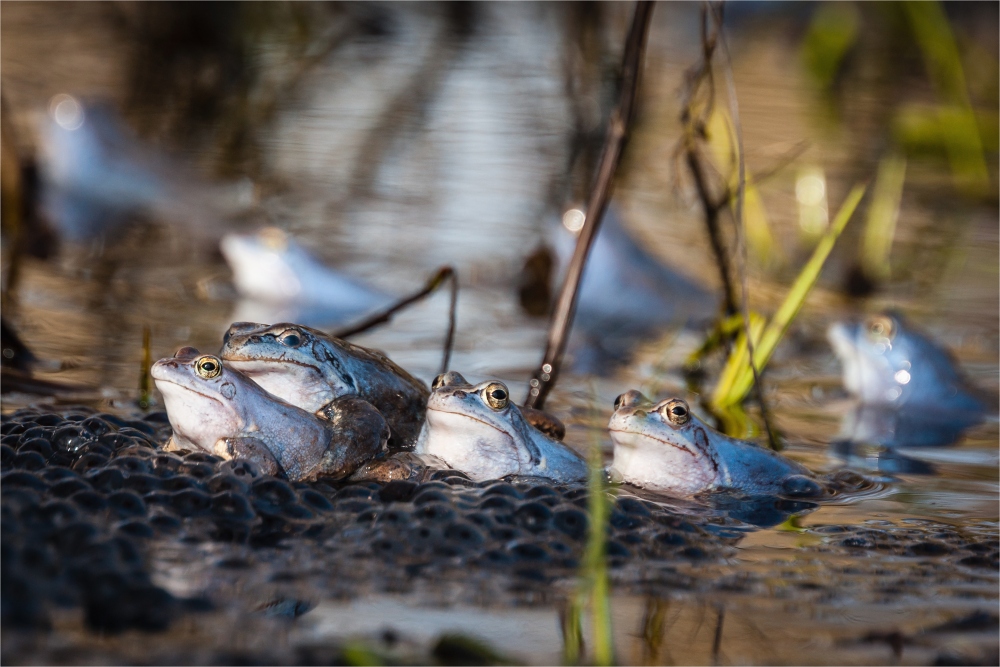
[222,227,393,328]
[539,205,715,373]
[37,97,251,242]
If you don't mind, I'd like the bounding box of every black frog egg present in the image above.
[481,482,523,500]
[514,501,553,533]
[412,488,451,506]
[12,450,47,471]
[107,491,148,519]
[205,473,250,495]
[17,437,54,460]
[552,505,589,541]
[107,456,153,476]
[122,473,162,495]
[49,477,94,499]
[168,489,214,517]
[413,501,456,524]
[86,468,125,492]
[210,491,256,523]
[442,521,486,549]
[1,443,16,467]
[159,475,204,493]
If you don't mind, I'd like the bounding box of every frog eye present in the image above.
[195,356,223,379]
[659,399,690,426]
[481,382,509,410]
[432,371,467,390]
[614,394,624,410]
[865,315,895,342]
[280,331,302,348]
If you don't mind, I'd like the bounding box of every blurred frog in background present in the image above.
[828,312,995,472]
[519,204,715,373]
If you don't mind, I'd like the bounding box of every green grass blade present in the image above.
[903,0,989,193]
[561,598,583,665]
[713,182,867,408]
[583,425,614,666]
[861,154,906,281]
[710,312,765,408]
[707,110,784,269]
[575,393,615,666]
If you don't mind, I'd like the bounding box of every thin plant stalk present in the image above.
[708,0,778,449]
[333,265,458,375]
[581,420,614,666]
[138,324,152,409]
[903,0,989,193]
[561,599,584,665]
[524,0,655,410]
[712,183,867,408]
[861,153,906,281]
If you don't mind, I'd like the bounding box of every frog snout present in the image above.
[151,359,179,379]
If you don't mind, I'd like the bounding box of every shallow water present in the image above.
[2,3,998,665]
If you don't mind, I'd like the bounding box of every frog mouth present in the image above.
[226,357,322,373]
[608,428,703,460]
[426,407,510,438]
[153,377,228,406]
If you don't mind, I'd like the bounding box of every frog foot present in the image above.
[312,396,390,480]
[350,452,431,483]
[218,436,283,478]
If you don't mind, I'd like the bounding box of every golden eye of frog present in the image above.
[608,391,819,498]
[151,347,388,482]
[414,371,587,483]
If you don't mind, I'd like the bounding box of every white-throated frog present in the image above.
[152,347,388,482]
[414,371,588,482]
[608,391,820,498]
[828,313,991,415]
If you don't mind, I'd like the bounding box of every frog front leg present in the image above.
[350,452,430,483]
[313,396,390,480]
[217,436,284,478]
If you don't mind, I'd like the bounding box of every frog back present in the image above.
[712,438,812,495]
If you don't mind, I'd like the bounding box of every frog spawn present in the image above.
[0,409,737,633]
[4,408,996,661]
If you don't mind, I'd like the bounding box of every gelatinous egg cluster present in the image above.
[1,407,731,633]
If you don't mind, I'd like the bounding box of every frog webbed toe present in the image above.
[315,396,390,479]
[218,436,284,478]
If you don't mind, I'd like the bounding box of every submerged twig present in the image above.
[708,3,778,450]
[333,265,458,375]
[711,605,725,666]
[524,0,655,410]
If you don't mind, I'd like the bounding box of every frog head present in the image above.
[608,391,719,495]
[416,372,540,480]
[151,349,248,453]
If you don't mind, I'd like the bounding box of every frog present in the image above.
[827,313,990,415]
[151,347,388,482]
[413,371,588,482]
[608,391,821,498]
[219,322,429,450]
[828,313,994,454]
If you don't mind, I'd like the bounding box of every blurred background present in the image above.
[1,1,997,419]
[2,4,998,663]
